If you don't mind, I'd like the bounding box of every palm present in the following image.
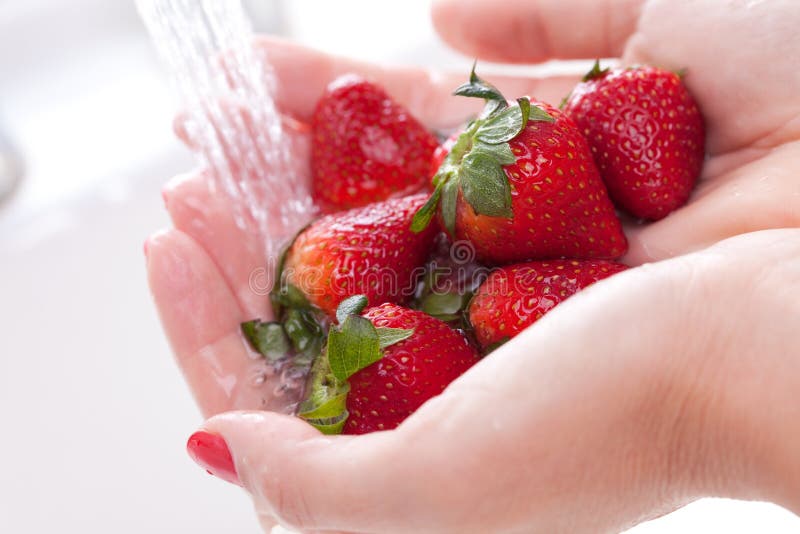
[147,0,800,419]
[614,0,800,262]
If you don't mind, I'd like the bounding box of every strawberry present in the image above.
[299,297,479,434]
[563,62,705,220]
[469,259,628,350]
[311,75,439,211]
[413,67,627,265]
[345,303,479,434]
[277,194,438,319]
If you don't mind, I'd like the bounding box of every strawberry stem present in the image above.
[298,295,414,435]
[582,59,610,82]
[411,70,553,235]
[453,61,508,105]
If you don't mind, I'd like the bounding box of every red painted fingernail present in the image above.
[186,431,241,486]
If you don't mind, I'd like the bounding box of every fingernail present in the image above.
[186,431,241,486]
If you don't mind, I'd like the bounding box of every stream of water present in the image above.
[136,0,312,260]
[136,0,314,412]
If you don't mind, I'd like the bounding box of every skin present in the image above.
[146,0,800,532]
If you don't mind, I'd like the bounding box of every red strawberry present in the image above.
[469,259,628,350]
[469,260,628,349]
[279,194,438,319]
[311,75,439,211]
[299,297,479,434]
[413,68,627,265]
[346,303,478,433]
[563,63,705,220]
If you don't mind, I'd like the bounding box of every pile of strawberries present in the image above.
[242,62,705,434]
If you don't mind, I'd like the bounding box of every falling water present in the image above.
[136,0,315,413]
[136,0,313,262]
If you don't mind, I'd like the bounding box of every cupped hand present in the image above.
[433,0,800,264]
[146,0,800,531]
[202,228,800,533]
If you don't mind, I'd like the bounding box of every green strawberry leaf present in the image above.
[291,350,317,368]
[298,353,350,434]
[460,152,513,218]
[474,103,525,145]
[376,327,414,349]
[298,388,349,420]
[336,295,369,325]
[517,97,531,126]
[474,97,549,145]
[525,99,555,123]
[327,315,382,381]
[440,177,459,237]
[241,320,290,362]
[284,308,325,359]
[411,182,443,233]
[470,141,516,165]
[305,415,349,435]
[453,61,507,104]
[271,283,311,311]
[420,292,467,318]
[583,59,610,82]
[480,97,510,120]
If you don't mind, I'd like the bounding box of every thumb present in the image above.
[431,0,643,64]
[186,410,413,532]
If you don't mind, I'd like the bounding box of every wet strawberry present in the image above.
[469,259,628,350]
[279,194,438,319]
[413,68,627,265]
[311,75,439,211]
[345,303,478,433]
[563,63,705,220]
[299,297,478,435]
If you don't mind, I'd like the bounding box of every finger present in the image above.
[146,229,298,416]
[199,411,459,533]
[162,170,270,320]
[256,36,582,129]
[432,0,644,64]
[623,143,800,265]
[620,0,800,156]
[167,103,313,319]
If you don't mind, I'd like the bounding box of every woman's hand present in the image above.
[201,229,800,533]
[432,0,800,264]
[145,0,800,531]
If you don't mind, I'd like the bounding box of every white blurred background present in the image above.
[0,1,797,532]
